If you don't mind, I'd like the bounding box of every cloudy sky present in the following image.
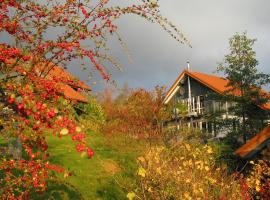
[2,0,269,92]
[82,0,270,93]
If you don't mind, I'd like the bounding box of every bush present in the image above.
[100,86,170,139]
[246,160,270,199]
[131,140,244,200]
[76,96,106,132]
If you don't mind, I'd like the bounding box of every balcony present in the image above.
[179,96,205,117]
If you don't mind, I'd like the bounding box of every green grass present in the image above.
[31,131,148,200]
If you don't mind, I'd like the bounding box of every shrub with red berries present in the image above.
[0,0,188,199]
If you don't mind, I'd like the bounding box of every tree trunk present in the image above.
[242,110,247,143]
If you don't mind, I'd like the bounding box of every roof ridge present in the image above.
[190,70,226,79]
[164,69,270,111]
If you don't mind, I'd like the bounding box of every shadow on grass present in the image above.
[96,179,126,200]
[30,180,84,200]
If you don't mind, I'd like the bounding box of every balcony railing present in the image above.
[180,96,205,116]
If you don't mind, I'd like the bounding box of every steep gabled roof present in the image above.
[0,45,90,103]
[38,63,91,91]
[164,69,270,111]
[4,63,90,103]
[235,125,270,158]
[59,83,88,103]
[36,62,90,103]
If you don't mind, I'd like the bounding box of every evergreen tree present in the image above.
[218,32,270,143]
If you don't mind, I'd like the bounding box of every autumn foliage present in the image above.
[131,138,243,200]
[2,1,269,200]
[0,0,191,198]
[245,160,270,199]
[100,86,170,138]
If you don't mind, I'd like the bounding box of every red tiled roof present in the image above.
[235,125,270,158]
[12,63,89,103]
[37,63,90,103]
[187,71,235,94]
[164,70,237,100]
[261,103,270,111]
[37,62,91,91]
[36,63,90,103]
[164,70,270,111]
[59,83,88,103]
[0,46,90,103]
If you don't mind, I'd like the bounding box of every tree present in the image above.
[101,86,170,138]
[218,32,270,143]
[0,0,189,198]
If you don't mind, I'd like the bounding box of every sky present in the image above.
[81,0,270,93]
[2,0,269,93]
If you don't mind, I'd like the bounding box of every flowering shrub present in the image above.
[131,141,244,200]
[0,0,189,198]
[0,61,95,198]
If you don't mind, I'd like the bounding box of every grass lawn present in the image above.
[31,131,148,200]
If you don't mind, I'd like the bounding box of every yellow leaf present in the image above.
[207,147,213,154]
[138,167,146,177]
[137,156,145,163]
[60,128,69,136]
[81,152,87,158]
[63,171,69,178]
[185,179,191,183]
[127,192,136,200]
[184,192,191,199]
[185,144,191,151]
[76,126,82,132]
[156,167,162,175]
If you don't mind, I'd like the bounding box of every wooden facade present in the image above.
[164,70,270,138]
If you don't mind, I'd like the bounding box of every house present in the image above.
[0,60,90,103]
[163,68,270,138]
[36,62,91,103]
[235,125,270,158]
[0,44,90,103]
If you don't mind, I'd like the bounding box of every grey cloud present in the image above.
[88,0,270,92]
[2,0,269,92]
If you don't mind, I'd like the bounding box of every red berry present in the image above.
[87,148,94,159]
[8,97,15,104]
[18,103,24,110]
